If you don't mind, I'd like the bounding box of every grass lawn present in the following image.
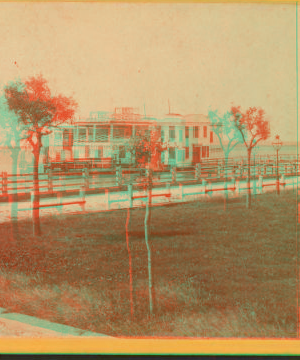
[0,189,297,337]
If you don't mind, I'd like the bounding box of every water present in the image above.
[230,144,298,159]
[0,148,35,175]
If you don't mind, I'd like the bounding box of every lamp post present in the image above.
[272,135,282,195]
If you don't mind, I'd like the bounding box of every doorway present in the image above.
[192,145,201,164]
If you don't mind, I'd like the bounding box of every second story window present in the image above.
[63,129,73,148]
[193,126,199,138]
[78,128,87,142]
[87,126,94,142]
[169,126,175,141]
[113,126,125,139]
[185,126,189,138]
[169,147,176,160]
[203,126,207,138]
[210,131,213,143]
[95,126,109,142]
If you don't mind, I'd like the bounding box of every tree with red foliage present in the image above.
[4,75,78,235]
[231,106,270,208]
[126,127,166,171]
[126,127,167,316]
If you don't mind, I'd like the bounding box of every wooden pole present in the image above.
[144,187,153,316]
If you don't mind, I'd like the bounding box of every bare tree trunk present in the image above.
[125,207,134,319]
[247,149,251,209]
[32,148,41,236]
[224,152,229,211]
[10,148,20,241]
[144,188,153,316]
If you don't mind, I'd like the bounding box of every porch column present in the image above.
[110,123,114,142]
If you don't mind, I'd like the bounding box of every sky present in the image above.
[0,2,298,142]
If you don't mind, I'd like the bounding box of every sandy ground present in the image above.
[0,318,74,337]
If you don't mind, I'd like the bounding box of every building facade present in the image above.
[47,107,221,167]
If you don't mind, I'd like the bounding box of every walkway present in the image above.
[0,175,298,224]
[0,308,111,337]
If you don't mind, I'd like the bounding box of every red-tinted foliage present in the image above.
[231,105,270,150]
[4,75,78,236]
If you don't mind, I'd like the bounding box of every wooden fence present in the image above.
[1,156,300,197]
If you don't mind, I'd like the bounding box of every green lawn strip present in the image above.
[0,189,297,337]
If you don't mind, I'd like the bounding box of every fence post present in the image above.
[280,174,286,189]
[2,171,7,194]
[57,191,63,214]
[30,191,34,212]
[83,168,90,190]
[79,186,86,211]
[202,179,207,194]
[257,164,261,175]
[172,167,177,184]
[105,188,110,210]
[231,176,235,190]
[166,182,171,201]
[48,170,53,193]
[235,179,240,195]
[195,163,201,182]
[179,183,184,200]
[252,174,257,195]
[217,164,221,179]
[116,166,122,187]
[258,175,263,194]
[128,184,133,208]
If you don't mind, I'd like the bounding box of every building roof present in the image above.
[183,114,210,124]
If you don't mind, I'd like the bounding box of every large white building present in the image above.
[46,107,221,167]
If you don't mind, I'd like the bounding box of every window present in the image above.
[185,126,189,138]
[95,127,109,142]
[63,129,73,149]
[179,130,183,142]
[113,126,125,139]
[78,128,86,142]
[169,147,176,160]
[87,126,94,142]
[161,130,165,143]
[169,126,175,141]
[210,131,213,144]
[54,131,62,146]
[144,129,151,138]
[124,127,132,138]
[85,145,90,158]
[193,126,199,138]
[185,147,189,160]
[97,146,103,158]
[203,126,207,138]
[119,145,126,159]
[202,146,210,158]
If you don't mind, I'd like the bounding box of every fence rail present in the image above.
[1,155,300,197]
